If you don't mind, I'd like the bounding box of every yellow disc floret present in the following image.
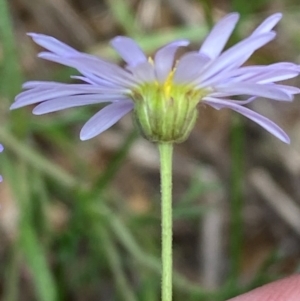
[163,69,175,99]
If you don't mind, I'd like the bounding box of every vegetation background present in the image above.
[1,0,300,300]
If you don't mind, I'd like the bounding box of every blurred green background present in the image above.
[1,0,300,300]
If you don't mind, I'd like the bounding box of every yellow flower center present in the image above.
[163,69,175,99]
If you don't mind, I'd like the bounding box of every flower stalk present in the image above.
[158,143,173,301]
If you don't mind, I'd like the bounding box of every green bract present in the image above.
[130,72,208,143]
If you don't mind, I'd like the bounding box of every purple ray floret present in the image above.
[11,13,300,143]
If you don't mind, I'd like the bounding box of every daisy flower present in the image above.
[11,13,300,143]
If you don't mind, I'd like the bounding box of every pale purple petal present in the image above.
[203,98,290,143]
[154,40,189,82]
[275,85,300,95]
[173,52,211,83]
[12,89,78,108]
[28,33,128,88]
[28,33,79,56]
[214,83,292,101]
[32,95,126,115]
[21,79,117,90]
[266,62,300,71]
[251,13,282,36]
[80,101,134,140]
[78,72,122,88]
[110,36,147,67]
[71,76,98,85]
[130,61,156,83]
[199,13,239,59]
[12,85,127,109]
[250,70,299,84]
[22,81,67,89]
[21,83,126,95]
[196,33,276,85]
[203,96,256,106]
[71,75,118,87]
[223,68,299,85]
[39,52,138,88]
[208,63,300,86]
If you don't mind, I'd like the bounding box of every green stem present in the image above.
[158,143,173,301]
[229,115,244,285]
